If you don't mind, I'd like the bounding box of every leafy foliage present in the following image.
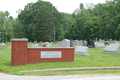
[1,0,120,42]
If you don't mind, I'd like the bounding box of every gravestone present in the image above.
[110,41,115,44]
[61,39,70,47]
[70,41,74,47]
[102,40,105,43]
[97,43,105,48]
[95,42,99,46]
[118,43,120,47]
[0,42,5,49]
[74,40,79,46]
[39,42,43,47]
[109,39,112,44]
[56,42,62,47]
[48,44,51,47]
[79,40,82,45]
[34,44,38,47]
[33,41,36,44]
[75,46,90,56]
[82,41,86,46]
[104,44,119,54]
[104,41,109,45]
[87,40,95,48]
[9,46,11,49]
[95,37,97,41]
[99,39,102,42]
[50,42,53,44]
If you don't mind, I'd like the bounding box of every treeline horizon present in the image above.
[0,0,120,42]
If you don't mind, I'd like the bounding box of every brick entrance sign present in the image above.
[11,38,74,66]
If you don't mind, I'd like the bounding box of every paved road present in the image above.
[61,76,120,80]
[0,73,120,80]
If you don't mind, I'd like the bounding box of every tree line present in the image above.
[0,0,120,42]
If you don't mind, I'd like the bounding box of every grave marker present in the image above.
[75,46,90,56]
[82,41,86,46]
[70,41,74,47]
[97,43,105,48]
[61,39,70,47]
[74,40,79,46]
[104,44,119,54]
[56,42,62,47]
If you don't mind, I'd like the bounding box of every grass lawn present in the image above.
[0,42,120,76]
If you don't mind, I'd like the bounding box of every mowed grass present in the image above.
[0,42,120,76]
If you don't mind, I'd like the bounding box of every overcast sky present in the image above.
[0,0,106,18]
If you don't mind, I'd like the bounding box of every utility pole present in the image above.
[54,27,55,43]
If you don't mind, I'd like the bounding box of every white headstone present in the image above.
[46,42,51,47]
[74,40,79,46]
[95,42,99,46]
[61,39,70,47]
[118,44,120,47]
[104,44,119,54]
[97,43,105,48]
[99,39,102,41]
[39,42,43,47]
[34,44,38,47]
[79,40,82,45]
[45,42,51,47]
[75,46,90,56]
[9,46,11,49]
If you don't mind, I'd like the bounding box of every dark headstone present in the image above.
[104,41,109,45]
[87,40,95,48]
[70,41,74,47]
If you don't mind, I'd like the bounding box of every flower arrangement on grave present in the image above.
[2,43,5,47]
[3,44,5,47]
[42,43,48,47]
[0,43,5,48]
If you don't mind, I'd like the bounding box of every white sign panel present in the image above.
[41,51,62,58]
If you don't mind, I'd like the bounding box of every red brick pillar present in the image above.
[11,38,28,66]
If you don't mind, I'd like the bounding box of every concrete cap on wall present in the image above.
[11,38,28,41]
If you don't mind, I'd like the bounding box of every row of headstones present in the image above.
[57,39,86,47]
[75,39,119,56]
[93,40,120,54]
[28,42,52,48]
[75,43,120,56]
[94,42,120,54]
[57,39,113,48]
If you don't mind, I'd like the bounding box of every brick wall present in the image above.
[11,38,74,66]
[11,39,28,66]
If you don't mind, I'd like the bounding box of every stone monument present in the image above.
[74,40,79,46]
[75,46,90,56]
[97,43,105,48]
[61,39,70,47]
[104,44,119,54]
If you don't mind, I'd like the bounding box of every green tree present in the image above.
[80,3,84,9]
[18,0,63,41]
[32,6,54,41]
[115,24,120,39]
